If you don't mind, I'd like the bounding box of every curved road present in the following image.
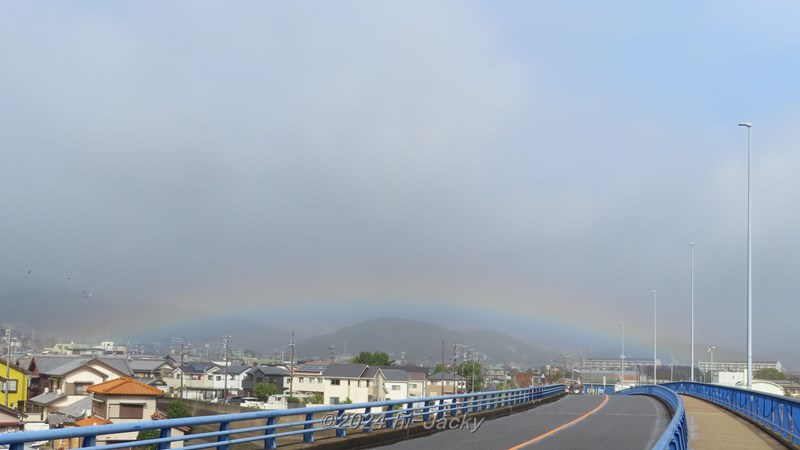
[381,395,670,450]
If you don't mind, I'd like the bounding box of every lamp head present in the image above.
[738,122,752,128]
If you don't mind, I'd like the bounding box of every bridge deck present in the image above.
[683,395,787,449]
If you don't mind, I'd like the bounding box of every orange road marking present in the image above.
[507,395,610,449]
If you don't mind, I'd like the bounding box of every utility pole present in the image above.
[289,331,295,399]
[452,343,457,394]
[4,329,11,408]
[172,337,186,399]
[222,335,231,401]
[440,339,445,394]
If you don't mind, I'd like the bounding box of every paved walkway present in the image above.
[682,395,788,449]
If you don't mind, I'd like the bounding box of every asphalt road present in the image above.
[379,395,670,450]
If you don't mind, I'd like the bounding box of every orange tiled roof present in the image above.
[75,416,113,426]
[87,377,164,396]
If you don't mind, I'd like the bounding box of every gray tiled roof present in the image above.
[96,357,133,375]
[57,395,93,418]
[363,367,380,379]
[382,369,410,382]
[323,363,368,378]
[29,391,67,405]
[31,355,84,374]
[427,372,464,381]
[255,366,289,376]
[31,355,132,377]
[129,359,172,372]
[48,359,91,376]
[225,365,251,375]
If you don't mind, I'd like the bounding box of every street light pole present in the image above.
[652,290,657,384]
[688,242,695,381]
[620,321,625,385]
[738,121,753,390]
[708,346,715,383]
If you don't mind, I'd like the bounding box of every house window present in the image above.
[216,376,222,381]
[1,380,18,393]
[410,383,417,388]
[208,375,213,380]
[93,400,107,417]
[74,383,91,395]
[330,397,340,405]
[299,377,304,383]
[119,404,145,419]
[330,379,340,386]
[391,385,400,391]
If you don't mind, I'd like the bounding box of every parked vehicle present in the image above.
[224,396,244,405]
[240,397,264,408]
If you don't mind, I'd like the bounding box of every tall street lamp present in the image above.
[688,242,695,382]
[707,346,715,383]
[620,321,625,385]
[738,121,753,389]
[652,290,657,384]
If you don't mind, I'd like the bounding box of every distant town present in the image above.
[3,329,800,447]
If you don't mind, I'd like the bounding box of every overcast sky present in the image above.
[2,1,800,368]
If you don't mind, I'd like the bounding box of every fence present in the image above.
[0,384,565,450]
[616,384,687,450]
[661,381,800,446]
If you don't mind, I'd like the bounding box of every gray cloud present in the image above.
[2,2,800,368]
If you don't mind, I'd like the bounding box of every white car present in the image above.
[240,397,264,408]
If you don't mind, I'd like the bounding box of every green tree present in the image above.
[459,361,484,391]
[167,400,191,419]
[253,382,280,400]
[754,368,786,380]
[306,392,324,404]
[135,430,160,450]
[350,351,394,366]
[432,364,447,374]
[136,401,191,450]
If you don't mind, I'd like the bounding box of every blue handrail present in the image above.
[0,384,564,450]
[661,381,800,446]
[615,384,688,450]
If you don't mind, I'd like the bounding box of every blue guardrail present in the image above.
[615,384,688,450]
[0,384,564,450]
[662,381,800,446]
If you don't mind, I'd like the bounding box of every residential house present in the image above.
[210,365,251,399]
[28,391,75,424]
[426,372,465,395]
[128,358,175,381]
[164,362,249,400]
[1,357,31,411]
[380,369,410,401]
[290,362,333,398]
[322,364,370,405]
[165,362,218,400]
[26,355,132,399]
[386,366,429,398]
[0,403,26,433]
[41,395,93,429]
[84,378,164,446]
[241,366,290,396]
